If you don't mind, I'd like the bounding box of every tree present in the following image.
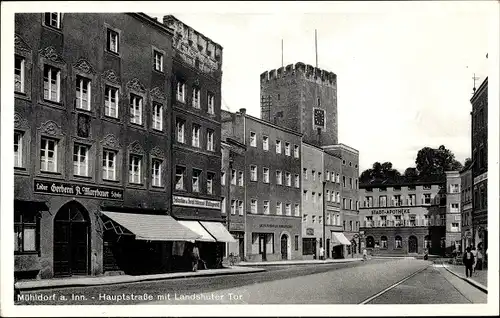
[360,161,401,184]
[463,157,473,170]
[415,145,463,176]
[404,167,418,177]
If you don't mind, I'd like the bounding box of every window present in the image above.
[221,197,226,214]
[349,199,353,210]
[303,214,308,222]
[326,171,330,181]
[408,194,416,206]
[263,167,270,183]
[451,223,459,231]
[380,236,388,249]
[102,150,116,181]
[276,170,283,185]
[313,192,317,203]
[380,187,387,192]
[312,216,317,224]
[206,130,214,151]
[191,124,200,148]
[285,203,292,216]
[285,172,291,187]
[365,216,373,227]
[393,195,401,206]
[326,213,331,225]
[14,132,23,168]
[107,29,119,53]
[318,172,322,181]
[207,92,215,114]
[40,137,58,172]
[450,203,459,213]
[231,200,236,215]
[43,65,61,102]
[176,80,185,103]
[395,236,402,249]
[44,12,61,28]
[285,142,291,156]
[263,201,270,215]
[409,215,416,226]
[263,136,269,151]
[104,86,119,118]
[129,94,143,125]
[336,192,340,203]
[250,132,256,147]
[303,168,308,179]
[128,155,142,184]
[276,140,281,154]
[423,215,430,226]
[312,170,316,181]
[192,169,201,192]
[408,185,416,191]
[336,173,340,183]
[238,171,244,186]
[221,171,226,186]
[151,159,162,187]
[355,179,358,189]
[294,204,300,216]
[365,196,373,208]
[229,169,236,185]
[206,172,214,194]
[394,215,402,227]
[380,215,387,227]
[76,76,91,110]
[238,201,244,215]
[423,185,431,190]
[342,176,346,187]
[175,166,185,190]
[192,87,201,109]
[251,199,257,214]
[303,190,308,201]
[349,220,353,231]
[423,194,431,205]
[276,202,282,215]
[326,190,330,202]
[450,184,460,193]
[294,145,299,158]
[295,235,299,251]
[331,172,335,182]
[342,159,346,165]
[153,50,163,72]
[379,195,387,207]
[15,56,25,93]
[152,103,163,131]
[294,174,300,188]
[250,165,257,181]
[73,144,89,177]
[14,212,39,253]
[349,177,353,189]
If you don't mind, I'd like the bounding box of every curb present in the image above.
[16,267,266,291]
[441,262,488,294]
[237,258,363,267]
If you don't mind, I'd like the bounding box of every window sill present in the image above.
[40,99,64,110]
[73,174,93,180]
[129,122,146,130]
[15,251,40,256]
[105,49,121,58]
[151,128,165,136]
[40,170,62,176]
[74,108,96,118]
[103,178,121,184]
[153,68,165,75]
[150,185,166,192]
[102,115,122,125]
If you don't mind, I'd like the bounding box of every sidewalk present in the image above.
[15,266,265,291]
[441,261,488,293]
[238,257,362,266]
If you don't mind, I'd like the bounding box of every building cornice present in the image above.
[128,13,174,36]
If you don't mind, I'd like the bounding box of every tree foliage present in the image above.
[463,157,473,171]
[404,167,418,177]
[359,161,401,184]
[415,145,463,176]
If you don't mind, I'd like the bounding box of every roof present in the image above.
[360,174,446,188]
[470,76,488,103]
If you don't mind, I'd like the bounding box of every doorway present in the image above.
[281,234,288,260]
[53,202,90,277]
[259,234,267,261]
[409,236,418,254]
[326,239,330,258]
[238,237,244,261]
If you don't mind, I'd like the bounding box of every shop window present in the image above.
[395,236,402,249]
[14,211,39,254]
[380,236,388,249]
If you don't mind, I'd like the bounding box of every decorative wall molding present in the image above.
[38,46,65,64]
[150,87,166,100]
[128,141,145,155]
[101,69,120,84]
[14,34,31,52]
[101,134,121,149]
[14,112,29,129]
[38,120,63,136]
[126,78,146,94]
[150,146,165,158]
[73,58,95,74]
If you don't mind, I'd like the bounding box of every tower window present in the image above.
[317,98,320,106]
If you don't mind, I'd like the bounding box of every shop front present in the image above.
[330,231,351,259]
[228,222,245,262]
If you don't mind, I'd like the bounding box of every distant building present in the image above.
[460,168,473,250]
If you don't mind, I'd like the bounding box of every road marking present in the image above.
[358,265,430,304]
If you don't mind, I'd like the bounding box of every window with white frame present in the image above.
[276,140,281,154]
[394,215,402,226]
[450,203,459,212]
[151,159,162,187]
[303,190,308,201]
[176,80,185,103]
[43,65,61,102]
[342,197,346,209]
[262,136,269,151]
[276,170,282,185]
[231,200,236,215]
[44,13,61,28]
[129,155,142,184]
[409,215,416,226]
[15,56,25,93]
[303,214,308,222]
[206,130,214,151]
[152,103,163,131]
[192,87,201,109]
[176,119,185,143]
[331,171,335,181]
[342,176,346,187]
[303,168,308,179]
[129,94,143,125]
[326,190,330,202]
[263,167,270,183]
[379,195,387,207]
[221,171,226,186]
[107,29,119,53]
[14,131,23,168]
[285,172,291,187]
[294,204,300,216]
[73,144,89,177]
[76,76,91,110]
[285,203,292,216]
[336,192,340,203]
[231,169,236,185]
[326,214,331,225]
[250,165,257,181]
[250,132,256,147]
[175,166,185,190]
[238,201,244,215]
[221,197,226,214]
[102,150,116,181]
[294,145,299,158]
[326,170,330,181]
[312,170,316,181]
[206,172,214,194]
[318,172,322,181]
[40,137,58,172]
[276,202,283,215]
[192,124,200,148]
[336,173,340,183]
[153,50,163,72]
[395,236,402,248]
[423,193,431,205]
[451,222,460,232]
[349,177,353,189]
[192,169,201,192]
[294,174,300,188]
[423,214,430,226]
[104,86,119,118]
[263,201,270,215]
[285,142,291,156]
[238,171,244,186]
[312,215,316,223]
[207,92,215,114]
[440,214,446,226]
[251,199,257,214]
[408,194,416,206]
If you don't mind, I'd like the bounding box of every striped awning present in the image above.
[177,220,216,242]
[101,211,201,242]
[200,221,236,243]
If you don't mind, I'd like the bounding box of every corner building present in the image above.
[222,109,303,261]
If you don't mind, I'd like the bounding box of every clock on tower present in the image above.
[313,108,325,129]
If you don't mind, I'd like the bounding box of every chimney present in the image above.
[239,108,246,115]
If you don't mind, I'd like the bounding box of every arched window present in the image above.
[424,235,431,249]
[395,236,402,249]
[366,236,375,248]
[380,236,388,249]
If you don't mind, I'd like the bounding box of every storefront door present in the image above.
[326,239,330,258]
[408,236,418,254]
[281,234,288,260]
[259,234,267,261]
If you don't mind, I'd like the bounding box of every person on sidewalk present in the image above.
[319,246,325,260]
[471,246,478,274]
[191,244,200,272]
[476,247,483,271]
[362,248,367,261]
[462,247,475,278]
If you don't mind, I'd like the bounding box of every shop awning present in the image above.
[332,232,352,246]
[101,211,201,242]
[200,221,236,243]
[177,220,216,242]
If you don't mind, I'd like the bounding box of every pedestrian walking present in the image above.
[362,248,367,261]
[476,248,483,271]
[191,244,200,272]
[471,247,478,273]
[462,247,474,278]
[319,246,325,260]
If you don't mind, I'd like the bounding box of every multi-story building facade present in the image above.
[444,171,462,252]
[323,152,343,258]
[221,108,303,261]
[301,142,324,259]
[470,77,488,252]
[460,168,473,251]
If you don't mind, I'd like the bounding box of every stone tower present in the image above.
[260,62,338,147]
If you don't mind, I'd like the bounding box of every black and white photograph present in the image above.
[1,1,499,317]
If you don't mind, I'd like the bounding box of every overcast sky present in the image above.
[150,1,494,172]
